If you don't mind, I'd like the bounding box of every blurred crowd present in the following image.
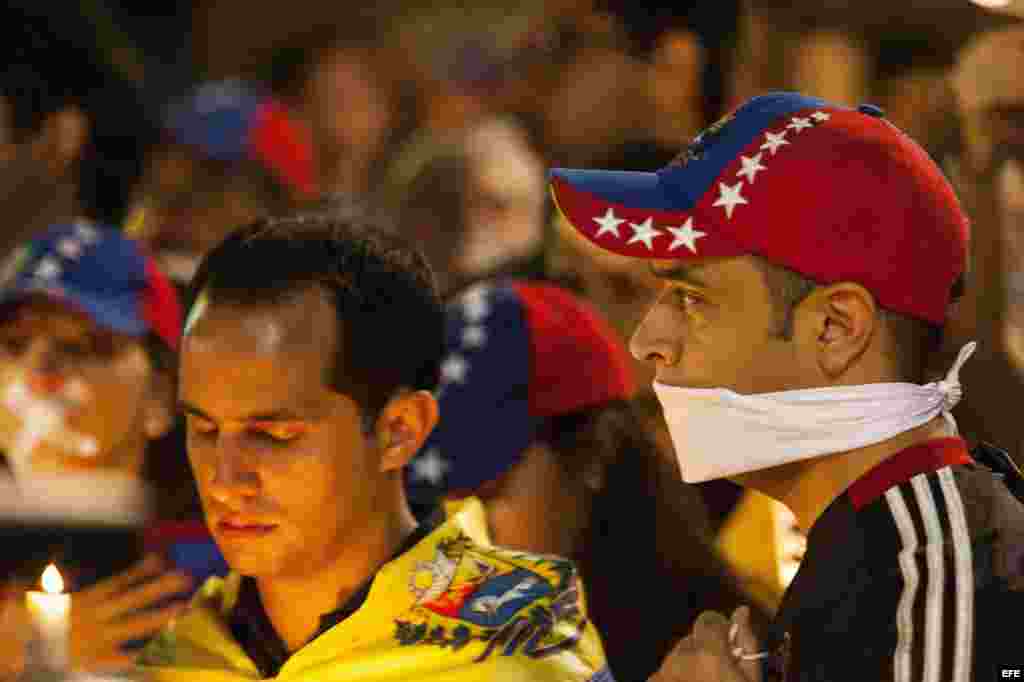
[3,0,1024,679]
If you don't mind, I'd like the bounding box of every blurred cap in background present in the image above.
[164,78,316,198]
[405,280,635,504]
[0,222,181,351]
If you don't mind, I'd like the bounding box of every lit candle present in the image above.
[25,563,71,670]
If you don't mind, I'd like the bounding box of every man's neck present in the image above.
[746,417,954,532]
[256,504,417,653]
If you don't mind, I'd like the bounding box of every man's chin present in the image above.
[218,548,287,579]
[213,534,287,578]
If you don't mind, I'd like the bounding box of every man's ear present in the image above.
[34,107,89,177]
[376,390,439,473]
[810,283,878,380]
[142,365,176,441]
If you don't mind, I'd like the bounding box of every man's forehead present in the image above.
[649,258,712,281]
[178,393,327,422]
[184,288,335,350]
[182,316,331,368]
[180,292,337,394]
[648,256,764,291]
[178,339,334,420]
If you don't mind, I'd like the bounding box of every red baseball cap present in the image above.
[550,92,969,325]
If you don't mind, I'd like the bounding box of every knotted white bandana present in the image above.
[654,342,977,483]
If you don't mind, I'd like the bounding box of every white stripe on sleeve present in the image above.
[938,467,974,682]
[911,474,945,682]
[885,486,920,682]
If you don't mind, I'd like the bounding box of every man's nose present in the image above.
[207,435,261,504]
[629,306,681,371]
[21,339,68,393]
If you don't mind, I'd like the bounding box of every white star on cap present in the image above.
[626,218,662,250]
[810,111,831,122]
[666,218,706,254]
[411,448,450,485]
[57,238,83,260]
[592,208,626,239]
[440,354,468,384]
[712,182,748,219]
[461,284,490,305]
[34,257,61,280]
[462,292,490,323]
[760,131,789,155]
[73,222,99,243]
[736,153,766,184]
[786,117,813,132]
[462,325,487,349]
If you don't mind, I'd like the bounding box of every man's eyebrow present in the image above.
[244,410,306,423]
[177,401,210,420]
[177,401,305,422]
[648,263,709,288]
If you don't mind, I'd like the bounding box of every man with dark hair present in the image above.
[138,210,610,681]
[267,20,407,199]
[549,92,1024,681]
[1,4,156,236]
[0,6,95,250]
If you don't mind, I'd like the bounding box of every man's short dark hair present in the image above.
[754,257,957,382]
[1,6,157,226]
[0,7,101,142]
[186,207,444,424]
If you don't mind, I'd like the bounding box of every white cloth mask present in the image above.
[653,342,977,483]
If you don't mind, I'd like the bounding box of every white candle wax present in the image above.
[25,564,71,670]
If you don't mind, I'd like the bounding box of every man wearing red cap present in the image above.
[550,92,1024,681]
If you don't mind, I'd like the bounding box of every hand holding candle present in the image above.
[25,563,70,671]
[5,558,191,677]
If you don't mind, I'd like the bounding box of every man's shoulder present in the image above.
[853,457,1024,549]
[788,455,1024,616]
[399,532,584,640]
[781,458,1024,680]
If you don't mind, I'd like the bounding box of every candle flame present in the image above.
[40,563,65,594]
